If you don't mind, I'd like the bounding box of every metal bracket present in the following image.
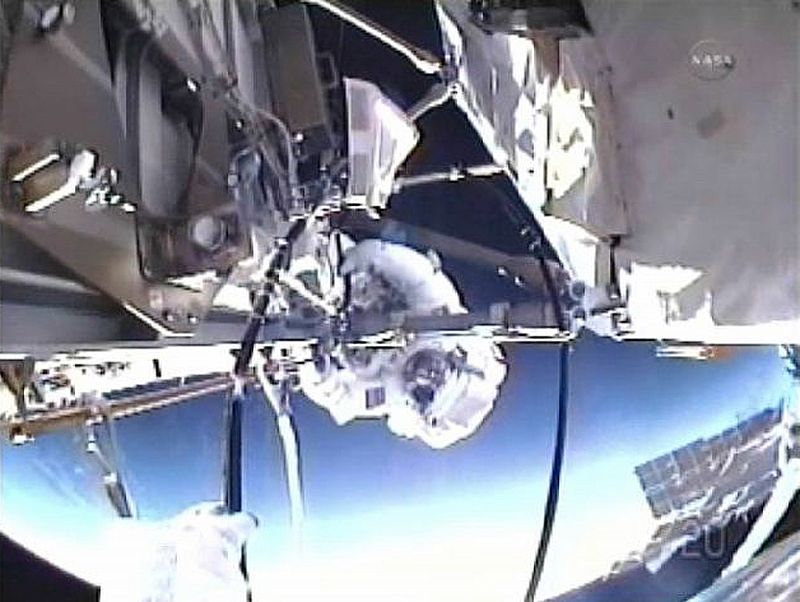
[84,409,135,517]
[407,80,458,122]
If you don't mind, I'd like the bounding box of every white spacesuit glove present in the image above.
[100,502,258,602]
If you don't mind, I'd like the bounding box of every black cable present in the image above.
[470,174,573,602]
[525,337,569,601]
[223,389,245,514]
[233,219,306,377]
[222,387,251,601]
[524,243,571,602]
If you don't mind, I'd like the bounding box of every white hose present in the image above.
[256,365,306,544]
[276,412,306,533]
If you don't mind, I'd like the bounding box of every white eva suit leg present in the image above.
[100,502,257,602]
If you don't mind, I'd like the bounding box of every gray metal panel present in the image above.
[0,0,257,333]
[435,0,629,239]
[0,1,126,172]
[1,204,218,335]
[579,0,800,324]
[260,3,333,157]
[0,301,130,346]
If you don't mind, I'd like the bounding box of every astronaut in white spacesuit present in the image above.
[299,238,508,449]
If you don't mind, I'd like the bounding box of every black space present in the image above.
[1,532,99,602]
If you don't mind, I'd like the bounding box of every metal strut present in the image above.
[301,0,443,76]
[84,411,136,518]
